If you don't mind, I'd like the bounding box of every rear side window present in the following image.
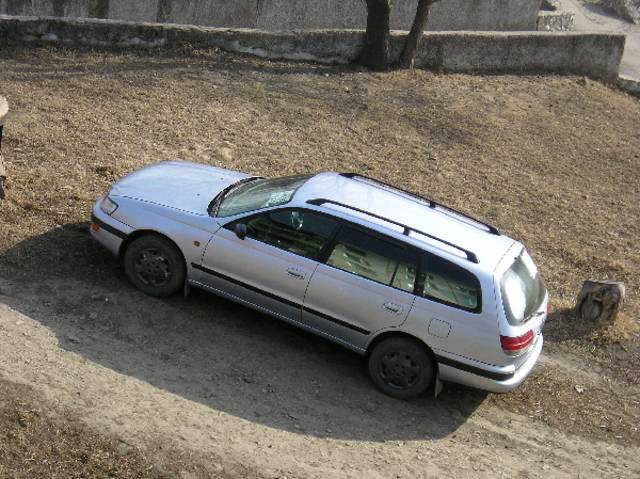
[326,226,418,293]
[420,252,481,313]
[243,209,338,260]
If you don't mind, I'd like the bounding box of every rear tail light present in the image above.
[500,330,534,356]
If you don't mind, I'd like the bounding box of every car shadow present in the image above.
[542,307,604,343]
[0,223,487,442]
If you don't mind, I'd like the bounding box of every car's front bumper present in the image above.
[90,201,132,256]
[438,334,544,393]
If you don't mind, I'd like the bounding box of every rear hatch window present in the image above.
[500,250,545,325]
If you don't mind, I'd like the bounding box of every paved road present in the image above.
[558,0,640,79]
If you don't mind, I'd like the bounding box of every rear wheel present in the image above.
[123,235,186,297]
[368,337,434,400]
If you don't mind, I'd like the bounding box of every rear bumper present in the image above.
[438,334,544,393]
[90,202,130,256]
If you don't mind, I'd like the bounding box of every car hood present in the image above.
[109,161,251,215]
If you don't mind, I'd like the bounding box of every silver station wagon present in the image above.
[90,162,547,399]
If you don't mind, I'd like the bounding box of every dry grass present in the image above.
[1,46,639,335]
[0,46,639,440]
[0,379,218,478]
[1,46,638,314]
[489,363,640,444]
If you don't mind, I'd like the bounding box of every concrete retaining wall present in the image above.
[258,0,543,31]
[0,0,543,31]
[0,15,625,81]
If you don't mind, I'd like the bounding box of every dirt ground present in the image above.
[0,46,639,478]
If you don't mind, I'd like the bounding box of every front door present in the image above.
[196,208,339,323]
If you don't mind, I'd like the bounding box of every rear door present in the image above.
[197,208,339,322]
[301,225,419,351]
[405,252,501,363]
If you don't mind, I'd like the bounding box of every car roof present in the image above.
[292,172,517,271]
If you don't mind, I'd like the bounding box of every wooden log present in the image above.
[575,280,625,325]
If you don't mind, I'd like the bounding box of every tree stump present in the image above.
[575,280,625,326]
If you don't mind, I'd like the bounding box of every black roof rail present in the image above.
[307,198,479,264]
[339,173,500,236]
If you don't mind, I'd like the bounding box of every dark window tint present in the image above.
[326,227,417,293]
[244,209,338,260]
[420,252,481,312]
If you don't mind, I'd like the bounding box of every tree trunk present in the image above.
[575,280,625,326]
[53,0,71,18]
[89,0,110,19]
[157,0,172,23]
[360,0,392,71]
[399,0,436,69]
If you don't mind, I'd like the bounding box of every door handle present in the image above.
[287,267,305,280]
[383,302,402,314]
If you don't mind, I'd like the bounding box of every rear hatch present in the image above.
[495,244,548,366]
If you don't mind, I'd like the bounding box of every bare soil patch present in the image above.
[0,379,221,478]
[0,46,639,478]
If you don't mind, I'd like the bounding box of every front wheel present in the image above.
[368,337,434,400]
[123,235,186,297]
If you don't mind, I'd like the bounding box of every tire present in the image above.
[123,235,186,297]
[368,337,434,400]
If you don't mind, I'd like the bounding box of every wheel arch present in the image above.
[366,330,438,367]
[118,229,187,269]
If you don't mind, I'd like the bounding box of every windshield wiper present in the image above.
[208,177,260,217]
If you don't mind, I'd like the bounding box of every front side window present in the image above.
[420,252,481,312]
[243,209,338,260]
[326,227,417,293]
[500,250,545,325]
[216,174,312,218]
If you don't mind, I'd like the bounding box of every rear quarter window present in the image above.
[419,252,481,313]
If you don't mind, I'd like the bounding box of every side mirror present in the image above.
[234,223,247,240]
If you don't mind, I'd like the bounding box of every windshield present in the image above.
[214,174,313,218]
[500,250,546,325]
